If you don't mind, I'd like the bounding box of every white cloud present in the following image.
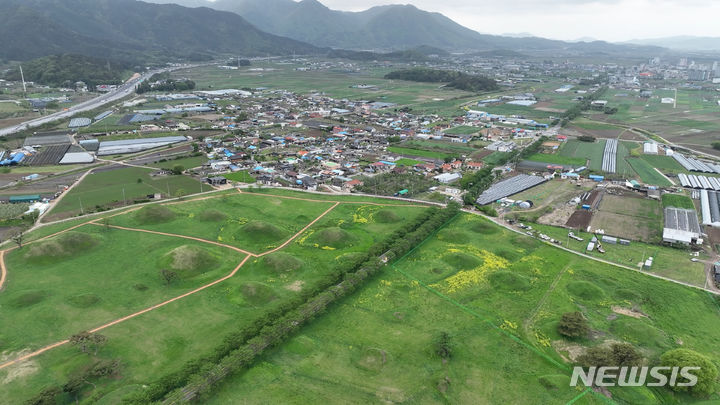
[318,0,720,41]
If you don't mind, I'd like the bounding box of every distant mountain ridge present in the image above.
[0,0,319,61]
[148,0,664,56]
[625,36,720,51]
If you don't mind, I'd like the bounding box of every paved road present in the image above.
[0,65,197,138]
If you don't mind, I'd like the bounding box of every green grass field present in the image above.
[443,125,480,135]
[146,155,207,170]
[387,146,450,160]
[627,157,673,186]
[0,191,430,404]
[47,167,203,219]
[222,170,255,183]
[109,193,337,253]
[206,213,720,404]
[662,193,695,209]
[525,153,586,166]
[394,158,423,166]
[0,226,243,354]
[558,139,607,171]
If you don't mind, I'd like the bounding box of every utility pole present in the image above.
[19,65,27,94]
[79,197,84,215]
[122,188,126,206]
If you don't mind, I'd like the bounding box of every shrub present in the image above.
[660,349,718,397]
[558,311,589,338]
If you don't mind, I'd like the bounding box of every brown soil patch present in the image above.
[611,306,648,319]
[1,349,38,383]
[552,340,584,362]
[565,210,593,230]
[285,280,304,292]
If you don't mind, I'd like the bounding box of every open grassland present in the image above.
[662,193,695,210]
[529,222,705,287]
[109,192,337,254]
[558,139,607,171]
[206,213,720,404]
[0,225,243,355]
[525,152,586,166]
[387,146,450,160]
[0,191,430,404]
[145,155,207,170]
[46,167,203,219]
[626,157,673,186]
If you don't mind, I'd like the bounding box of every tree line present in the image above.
[136,78,196,94]
[385,68,498,92]
[122,203,460,404]
[3,54,130,88]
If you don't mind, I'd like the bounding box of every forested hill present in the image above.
[385,68,499,92]
[0,0,320,61]
[3,55,131,88]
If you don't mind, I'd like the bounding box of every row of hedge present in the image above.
[158,203,459,403]
[118,204,458,404]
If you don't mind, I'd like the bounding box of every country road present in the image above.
[0,64,201,138]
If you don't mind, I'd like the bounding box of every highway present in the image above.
[0,65,193,138]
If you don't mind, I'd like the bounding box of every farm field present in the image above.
[443,125,480,135]
[525,152,586,167]
[222,170,255,183]
[587,88,720,156]
[145,155,207,170]
[46,166,204,220]
[208,213,720,404]
[662,193,695,209]
[175,64,473,109]
[590,194,663,243]
[627,157,673,186]
[0,190,431,404]
[529,222,706,287]
[387,146,449,160]
[557,139,606,171]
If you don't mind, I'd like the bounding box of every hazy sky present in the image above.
[312,0,720,42]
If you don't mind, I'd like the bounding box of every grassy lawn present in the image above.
[394,158,423,166]
[0,225,244,354]
[530,223,705,287]
[109,193,337,254]
[0,194,429,404]
[222,170,255,183]
[146,155,207,170]
[208,213,720,404]
[443,125,480,135]
[558,139,607,171]
[627,157,673,186]
[47,167,203,218]
[525,153,586,166]
[640,155,686,172]
[387,146,450,160]
[482,151,512,166]
[662,193,695,209]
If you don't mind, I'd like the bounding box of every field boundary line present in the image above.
[257,202,340,257]
[566,387,591,405]
[523,264,570,337]
[0,255,251,371]
[88,222,257,256]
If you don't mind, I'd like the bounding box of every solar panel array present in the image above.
[602,139,617,173]
[68,118,92,128]
[664,207,701,234]
[673,153,720,174]
[475,174,547,205]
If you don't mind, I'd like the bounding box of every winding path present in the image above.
[0,193,416,370]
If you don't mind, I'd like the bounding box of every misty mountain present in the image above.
[0,0,319,61]
[625,36,720,51]
[148,0,664,56]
